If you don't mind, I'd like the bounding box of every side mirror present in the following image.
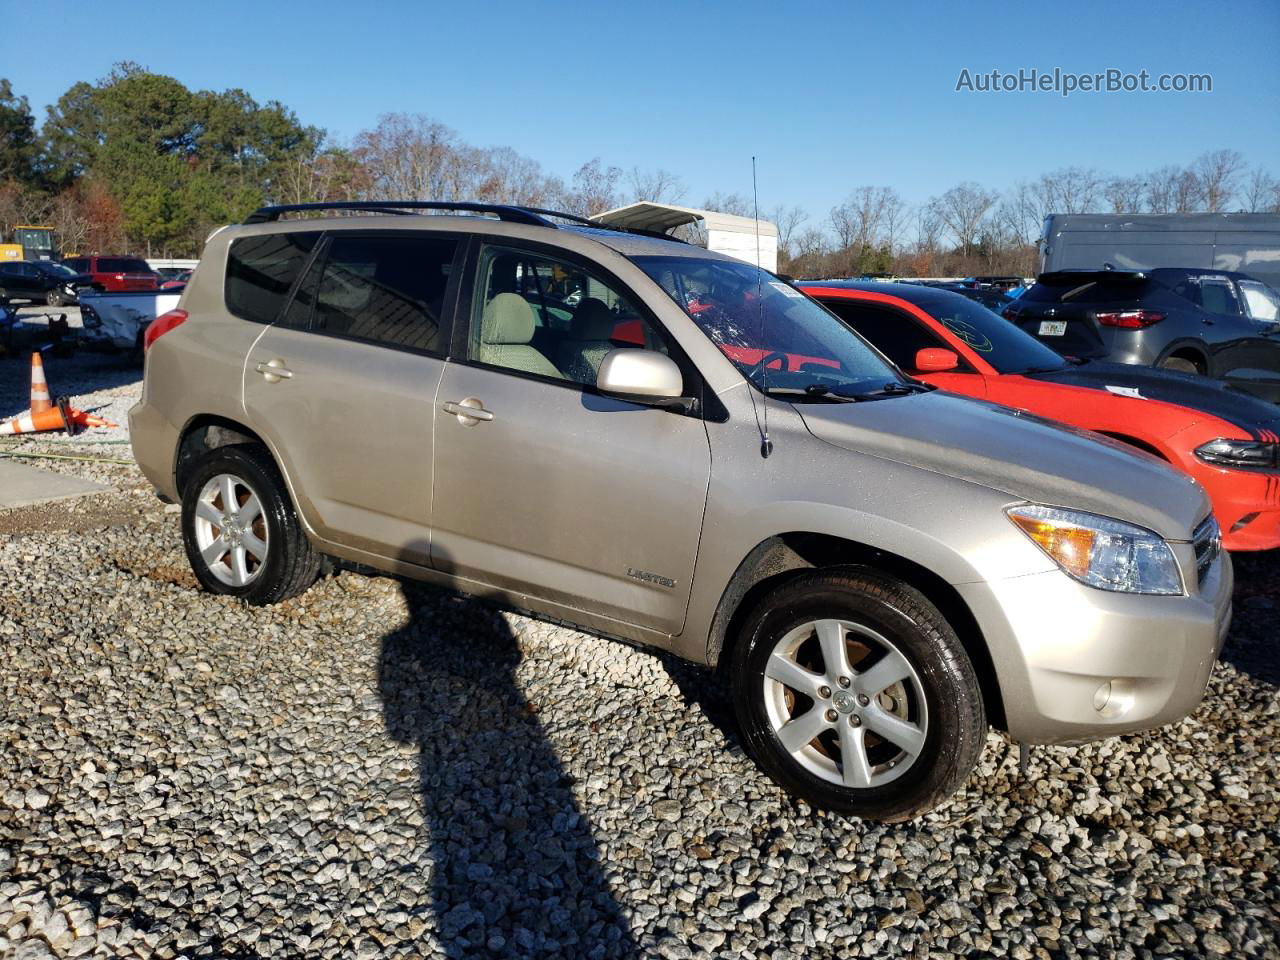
[597,349,690,409]
[915,347,960,373]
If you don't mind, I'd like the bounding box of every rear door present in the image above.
[242,230,462,564]
[429,240,712,635]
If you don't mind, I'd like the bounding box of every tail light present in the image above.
[144,309,188,351]
[1095,310,1164,329]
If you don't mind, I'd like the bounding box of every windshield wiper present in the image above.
[765,381,933,402]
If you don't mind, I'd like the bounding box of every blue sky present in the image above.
[6,0,1279,219]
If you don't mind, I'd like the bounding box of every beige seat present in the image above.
[557,297,618,384]
[479,293,562,378]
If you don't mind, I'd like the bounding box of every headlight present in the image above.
[1007,505,1183,595]
[1194,438,1278,469]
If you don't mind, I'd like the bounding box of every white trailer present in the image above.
[591,202,779,272]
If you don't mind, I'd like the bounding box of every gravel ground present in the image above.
[0,369,1277,959]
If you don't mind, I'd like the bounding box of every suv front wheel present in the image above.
[180,444,323,605]
[731,569,986,821]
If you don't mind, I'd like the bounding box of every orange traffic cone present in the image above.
[29,351,52,414]
[0,397,117,436]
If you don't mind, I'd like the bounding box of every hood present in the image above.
[797,391,1208,541]
[1028,361,1280,436]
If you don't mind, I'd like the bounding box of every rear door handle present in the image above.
[255,359,293,382]
[442,398,494,423]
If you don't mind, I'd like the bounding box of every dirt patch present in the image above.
[0,490,161,536]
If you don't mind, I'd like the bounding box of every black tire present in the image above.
[1159,354,1203,376]
[730,568,985,821]
[180,444,323,605]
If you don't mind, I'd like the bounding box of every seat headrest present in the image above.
[481,293,536,345]
[571,297,615,341]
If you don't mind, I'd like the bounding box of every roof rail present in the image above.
[242,201,557,226]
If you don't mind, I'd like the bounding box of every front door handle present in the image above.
[442,398,494,424]
[255,359,293,383]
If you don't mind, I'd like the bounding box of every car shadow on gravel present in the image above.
[377,558,638,958]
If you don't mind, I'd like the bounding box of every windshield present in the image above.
[631,256,901,395]
[922,294,1068,374]
[37,262,76,277]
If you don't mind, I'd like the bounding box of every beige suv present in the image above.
[131,202,1231,820]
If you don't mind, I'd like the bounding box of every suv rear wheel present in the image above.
[730,569,985,821]
[180,444,323,605]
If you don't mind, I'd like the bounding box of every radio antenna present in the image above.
[753,156,772,458]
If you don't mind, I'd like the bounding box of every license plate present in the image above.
[1039,320,1067,336]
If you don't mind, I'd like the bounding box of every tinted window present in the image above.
[225,233,319,325]
[0,263,18,276]
[1023,277,1148,304]
[822,301,962,371]
[97,257,152,273]
[63,258,88,273]
[310,234,456,353]
[472,245,669,386]
[1174,276,1241,316]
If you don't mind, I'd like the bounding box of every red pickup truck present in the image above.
[62,255,159,292]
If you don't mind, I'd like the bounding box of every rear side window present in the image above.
[97,257,152,273]
[308,234,457,354]
[1172,276,1242,315]
[225,233,319,325]
[63,258,88,272]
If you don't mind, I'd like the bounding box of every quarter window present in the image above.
[471,245,669,387]
[226,233,319,325]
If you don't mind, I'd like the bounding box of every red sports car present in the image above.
[799,282,1280,552]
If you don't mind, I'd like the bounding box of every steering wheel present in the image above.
[744,351,789,379]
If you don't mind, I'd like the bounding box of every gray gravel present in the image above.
[0,375,1277,958]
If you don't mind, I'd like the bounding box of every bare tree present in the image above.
[1104,176,1146,213]
[770,204,808,256]
[558,158,622,217]
[700,192,752,216]
[1243,168,1280,213]
[354,113,470,201]
[628,167,685,204]
[472,147,556,207]
[929,182,998,258]
[1192,149,1245,212]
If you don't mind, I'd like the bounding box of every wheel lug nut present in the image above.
[838,676,851,688]
[849,714,861,727]
[825,709,838,723]
[856,694,870,707]
[818,685,831,699]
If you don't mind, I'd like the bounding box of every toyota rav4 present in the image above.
[130,202,1232,820]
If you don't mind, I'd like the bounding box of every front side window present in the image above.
[225,232,319,325]
[822,301,970,372]
[309,234,457,353]
[1238,280,1280,323]
[471,244,669,386]
[632,256,900,396]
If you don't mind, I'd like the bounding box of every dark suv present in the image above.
[0,260,95,305]
[1007,268,1280,402]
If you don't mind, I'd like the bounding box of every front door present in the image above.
[242,230,462,564]
[430,242,712,635]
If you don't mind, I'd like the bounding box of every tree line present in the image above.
[2,66,1278,274]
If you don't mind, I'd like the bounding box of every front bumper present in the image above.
[957,546,1232,744]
